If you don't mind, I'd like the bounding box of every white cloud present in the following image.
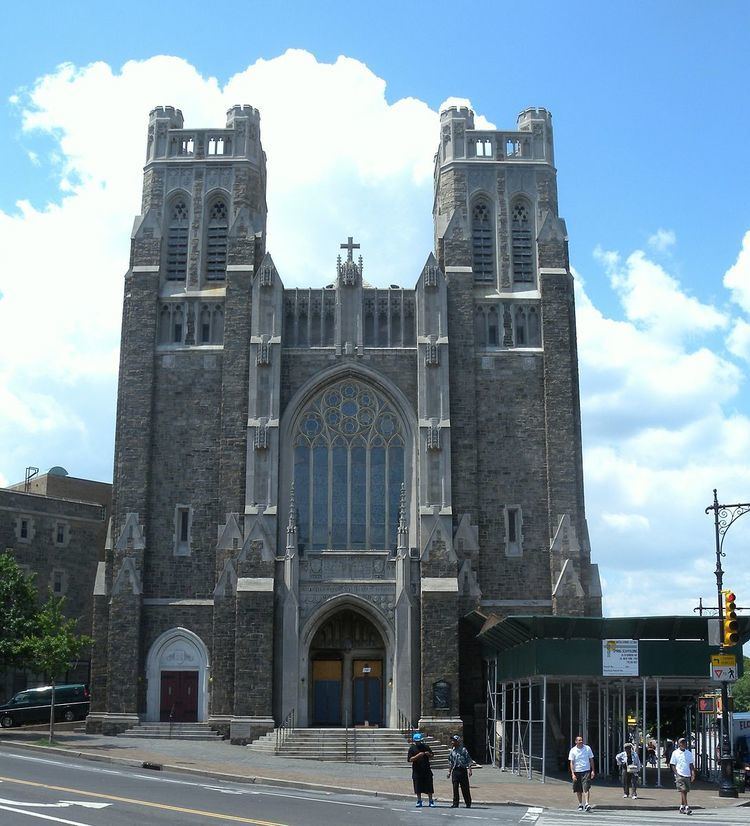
[727,317,750,362]
[647,228,676,253]
[594,247,727,343]
[577,237,750,618]
[724,230,750,313]
[601,513,650,531]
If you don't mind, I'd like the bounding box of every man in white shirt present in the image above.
[669,737,696,815]
[568,735,595,811]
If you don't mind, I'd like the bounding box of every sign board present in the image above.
[711,665,738,682]
[602,639,639,676]
[710,654,738,682]
[711,654,737,667]
[707,618,722,647]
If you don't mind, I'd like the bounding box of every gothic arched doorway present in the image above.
[309,609,386,727]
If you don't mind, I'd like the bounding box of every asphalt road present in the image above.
[0,748,746,826]
[0,747,524,825]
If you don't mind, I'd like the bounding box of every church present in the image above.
[85,102,601,748]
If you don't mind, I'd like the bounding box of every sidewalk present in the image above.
[1,729,748,812]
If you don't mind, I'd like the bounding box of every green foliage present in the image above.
[22,596,92,682]
[732,657,750,712]
[0,551,39,668]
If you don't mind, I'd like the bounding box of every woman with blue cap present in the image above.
[408,732,435,807]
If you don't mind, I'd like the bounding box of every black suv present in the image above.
[0,684,90,728]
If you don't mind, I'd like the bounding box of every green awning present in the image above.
[476,614,750,654]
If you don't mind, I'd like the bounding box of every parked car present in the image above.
[0,684,90,728]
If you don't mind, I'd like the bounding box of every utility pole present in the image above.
[705,489,748,798]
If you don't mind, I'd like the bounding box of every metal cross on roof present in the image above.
[340,236,360,262]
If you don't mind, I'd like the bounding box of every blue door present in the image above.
[312,660,342,725]
[353,660,383,726]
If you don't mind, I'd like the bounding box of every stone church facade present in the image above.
[86,103,601,746]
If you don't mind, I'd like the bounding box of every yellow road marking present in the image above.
[0,775,287,825]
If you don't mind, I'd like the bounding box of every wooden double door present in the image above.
[312,658,383,726]
[160,671,198,722]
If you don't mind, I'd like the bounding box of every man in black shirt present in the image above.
[408,732,435,807]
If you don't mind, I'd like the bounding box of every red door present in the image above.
[160,671,198,722]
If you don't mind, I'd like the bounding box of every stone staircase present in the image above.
[247,727,450,767]
[117,722,222,741]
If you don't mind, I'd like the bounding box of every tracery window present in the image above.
[511,200,534,283]
[293,380,406,551]
[166,199,189,280]
[205,199,228,281]
[472,199,495,282]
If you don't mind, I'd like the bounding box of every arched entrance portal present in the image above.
[309,609,386,727]
[145,628,210,723]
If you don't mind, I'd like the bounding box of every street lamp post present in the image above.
[705,488,748,799]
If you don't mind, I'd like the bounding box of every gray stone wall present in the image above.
[145,350,223,598]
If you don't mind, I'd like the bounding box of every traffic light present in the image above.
[723,590,739,646]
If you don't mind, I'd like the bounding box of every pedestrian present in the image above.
[447,734,472,808]
[615,742,641,799]
[669,736,696,815]
[408,732,435,808]
[568,734,595,812]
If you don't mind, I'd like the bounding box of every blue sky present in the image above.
[2,1,750,624]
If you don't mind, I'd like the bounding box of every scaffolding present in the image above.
[486,672,717,784]
[476,615,750,785]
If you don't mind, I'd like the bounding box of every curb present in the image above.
[1,740,748,811]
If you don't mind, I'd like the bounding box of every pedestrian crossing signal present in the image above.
[698,696,716,713]
[723,590,739,646]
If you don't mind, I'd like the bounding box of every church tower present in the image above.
[434,106,601,733]
[87,103,600,752]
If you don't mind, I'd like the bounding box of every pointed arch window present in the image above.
[293,380,406,551]
[205,199,228,281]
[472,199,495,282]
[166,198,189,280]
[511,200,534,283]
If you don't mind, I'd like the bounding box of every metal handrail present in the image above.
[397,708,414,736]
[275,707,296,753]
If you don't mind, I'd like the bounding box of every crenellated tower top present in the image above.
[436,103,554,166]
[145,104,265,165]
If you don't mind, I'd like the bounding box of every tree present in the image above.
[22,596,92,744]
[732,657,750,712]
[0,552,38,670]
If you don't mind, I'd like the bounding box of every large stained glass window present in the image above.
[293,379,406,551]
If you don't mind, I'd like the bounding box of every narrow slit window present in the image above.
[200,305,211,344]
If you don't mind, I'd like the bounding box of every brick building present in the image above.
[0,468,110,701]
[87,104,601,747]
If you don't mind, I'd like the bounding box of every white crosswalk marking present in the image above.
[536,807,750,825]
